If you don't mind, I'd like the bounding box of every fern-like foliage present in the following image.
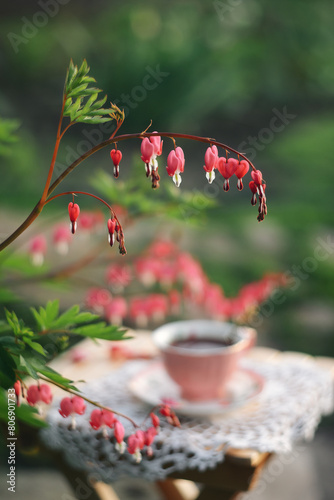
[63,59,124,126]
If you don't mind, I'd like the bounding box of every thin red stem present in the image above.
[40,95,67,206]
[46,191,112,211]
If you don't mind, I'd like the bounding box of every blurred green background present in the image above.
[0,0,333,355]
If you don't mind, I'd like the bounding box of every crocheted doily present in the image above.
[40,357,334,483]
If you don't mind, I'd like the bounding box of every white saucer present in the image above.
[128,361,265,416]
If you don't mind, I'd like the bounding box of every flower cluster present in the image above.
[110,138,266,221]
[57,396,178,462]
[84,239,285,327]
[12,379,178,463]
[13,381,53,412]
[140,133,163,189]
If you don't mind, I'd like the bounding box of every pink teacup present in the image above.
[152,320,256,402]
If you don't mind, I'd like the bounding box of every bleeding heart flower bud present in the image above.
[110,149,122,178]
[159,404,172,417]
[150,412,160,428]
[251,169,263,186]
[68,202,80,234]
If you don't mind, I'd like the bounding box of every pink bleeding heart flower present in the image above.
[68,202,80,234]
[39,384,53,405]
[203,145,218,184]
[249,180,258,204]
[29,235,47,267]
[106,264,132,291]
[110,149,122,178]
[166,147,185,187]
[114,420,126,453]
[53,224,72,255]
[59,396,86,417]
[127,434,142,462]
[141,138,155,177]
[235,160,250,191]
[104,297,127,325]
[107,218,117,247]
[85,287,112,314]
[90,409,115,437]
[27,384,53,406]
[149,133,163,157]
[59,396,86,429]
[145,427,157,456]
[217,157,238,191]
[135,430,146,450]
[26,385,40,406]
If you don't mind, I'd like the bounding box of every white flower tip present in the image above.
[151,156,158,171]
[173,173,182,187]
[115,441,126,454]
[206,171,215,184]
[32,253,44,267]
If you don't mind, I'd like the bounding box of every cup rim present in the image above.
[152,319,255,357]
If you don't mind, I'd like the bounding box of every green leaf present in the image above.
[75,88,103,97]
[81,76,97,84]
[31,300,60,331]
[70,311,100,324]
[76,116,111,124]
[67,83,89,98]
[65,59,78,93]
[63,97,73,115]
[73,322,129,341]
[86,95,108,112]
[5,309,20,335]
[37,366,78,391]
[81,92,99,114]
[88,109,113,116]
[76,59,89,79]
[69,98,83,121]
[49,304,80,329]
[18,355,38,379]
[23,338,46,356]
